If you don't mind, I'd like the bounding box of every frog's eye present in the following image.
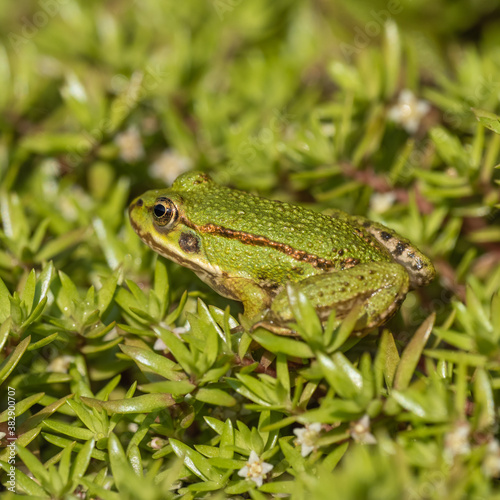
[152,197,177,227]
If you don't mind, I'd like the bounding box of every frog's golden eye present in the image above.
[152,197,177,227]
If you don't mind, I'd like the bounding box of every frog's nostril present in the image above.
[136,198,143,207]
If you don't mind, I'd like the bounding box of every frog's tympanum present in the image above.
[129,172,435,334]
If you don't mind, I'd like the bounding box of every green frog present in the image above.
[129,171,435,333]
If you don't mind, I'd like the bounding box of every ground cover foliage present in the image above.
[1,0,500,498]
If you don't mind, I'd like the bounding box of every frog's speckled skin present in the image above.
[129,171,435,332]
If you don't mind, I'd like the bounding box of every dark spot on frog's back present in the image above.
[179,232,200,254]
[394,241,407,256]
[380,231,392,241]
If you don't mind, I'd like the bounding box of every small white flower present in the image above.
[153,337,167,351]
[127,423,139,433]
[237,450,273,487]
[444,421,471,462]
[293,423,322,457]
[320,122,336,138]
[350,415,377,444]
[47,355,74,373]
[370,192,396,214]
[388,89,430,134]
[149,149,193,185]
[115,125,145,163]
[482,440,500,477]
[148,437,166,450]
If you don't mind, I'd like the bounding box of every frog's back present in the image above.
[172,172,392,274]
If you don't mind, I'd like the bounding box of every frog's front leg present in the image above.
[268,262,410,333]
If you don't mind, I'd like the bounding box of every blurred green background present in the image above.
[2,0,500,498]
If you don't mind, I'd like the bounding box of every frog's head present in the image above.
[128,176,214,273]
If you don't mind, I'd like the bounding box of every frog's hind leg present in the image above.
[270,262,410,333]
[346,215,435,289]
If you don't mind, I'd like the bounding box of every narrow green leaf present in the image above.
[81,393,175,413]
[383,20,400,98]
[70,438,95,486]
[394,313,435,390]
[127,443,143,477]
[250,329,313,358]
[423,349,487,366]
[97,274,118,314]
[108,433,137,493]
[0,317,10,351]
[195,388,237,407]
[42,433,107,461]
[119,344,184,381]
[139,380,195,395]
[432,327,475,351]
[20,269,36,316]
[35,261,55,304]
[125,280,148,310]
[43,420,94,441]
[317,352,363,400]
[279,438,305,473]
[472,108,500,134]
[170,438,223,483]
[220,419,235,459]
[127,413,158,452]
[154,258,169,318]
[204,416,225,435]
[473,368,495,431]
[276,354,290,394]
[16,444,51,489]
[80,477,121,500]
[19,395,73,434]
[226,379,272,406]
[22,297,49,331]
[1,192,29,241]
[58,442,75,486]
[0,461,47,496]
[164,290,188,325]
[206,457,244,469]
[236,374,278,405]
[0,277,11,323]
[35,228,89,263]
[95,375,122,400]
[375,329,400,392]
[0,392,44,422]
[0,335,31,384]
[57,271,79,315]
[285,284,322,342]
[322,442,350,472]
[154,325,194,374]
[260,481,296,494]
[326,305,361,352]
[66,399,98,433]
[0,426,41,463]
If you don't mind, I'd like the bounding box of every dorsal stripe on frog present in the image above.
[181,217,361,271]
